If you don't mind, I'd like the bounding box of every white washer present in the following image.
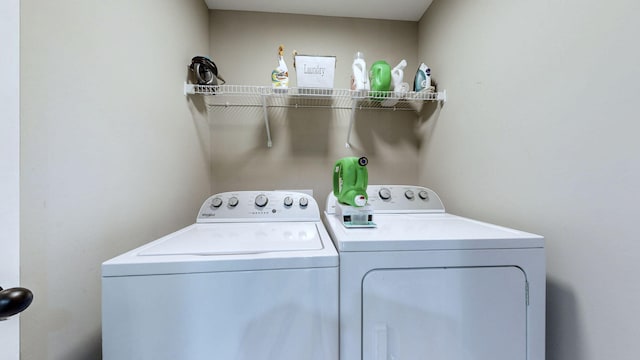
[102,191,338,360]
[323,185,545,360]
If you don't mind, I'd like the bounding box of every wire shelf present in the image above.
[183,83,446,148]
[184,83,446,106]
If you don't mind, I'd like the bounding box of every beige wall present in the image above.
[23,2,637,358]
[207,11,420,203]
[419,1,640,359]
[20,1,210,359]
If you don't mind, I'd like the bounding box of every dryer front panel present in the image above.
[362,266,527,360]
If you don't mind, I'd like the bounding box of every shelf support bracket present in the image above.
[261,94,273,148]
[183,82,195,96]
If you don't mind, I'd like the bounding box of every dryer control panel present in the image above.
[326,185,445,214]
[197,191,319,222]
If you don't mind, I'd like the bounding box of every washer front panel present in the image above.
[103,265,338,360]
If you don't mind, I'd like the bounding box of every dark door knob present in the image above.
[0,286,33,320]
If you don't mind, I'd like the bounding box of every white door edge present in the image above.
[0,0,21,359]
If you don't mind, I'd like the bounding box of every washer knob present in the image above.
[405,190,415,200]
[283,196,294,207]
[419,190,429,200]
[255,194,269,208]
[228,196,239,207]
[210,197,223,208]
[299,197,309,208]
[378,188,391,200]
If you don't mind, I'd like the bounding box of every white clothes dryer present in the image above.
[102,191,338,360]
[323,185,545,360]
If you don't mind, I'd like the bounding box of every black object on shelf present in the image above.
[189,56,226,86]
[0,286,33,320]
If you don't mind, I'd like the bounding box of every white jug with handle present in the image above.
[381,59,409,107]
[351,51,370,92]
[391,59,409,95]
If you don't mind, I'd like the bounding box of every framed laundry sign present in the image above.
[294,55,336,89]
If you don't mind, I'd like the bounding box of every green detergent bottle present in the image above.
[333,156,369,207]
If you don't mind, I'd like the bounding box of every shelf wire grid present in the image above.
[186,84,444,111]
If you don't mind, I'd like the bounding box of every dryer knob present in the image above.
[255,194,269,208]
[299,197,309,208]
[210,197,223,208]
[228,197,239,207]
[378,188,391,200]
[283,196,293,207]
[419,190,429,200]
[405,190,415,200]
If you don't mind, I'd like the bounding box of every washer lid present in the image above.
[324,213,544,252]
[102,222,338,276]
[139,222,322,256]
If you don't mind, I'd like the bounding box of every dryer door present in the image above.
[362,266,527,360]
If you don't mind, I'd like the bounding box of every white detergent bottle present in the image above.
[351,51,370,91]
[391,59,409,95]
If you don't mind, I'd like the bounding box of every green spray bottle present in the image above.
[333,156,369,207]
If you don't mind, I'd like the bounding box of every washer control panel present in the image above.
[198,191,319,222]
[326,185,445,214]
